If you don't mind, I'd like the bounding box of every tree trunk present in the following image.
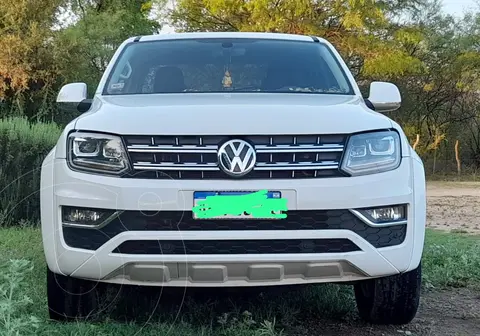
[455,140,461,175]
[413,134,420,151]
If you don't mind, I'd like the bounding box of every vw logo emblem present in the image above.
[217,139,256,177]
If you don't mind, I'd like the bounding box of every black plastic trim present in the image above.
[62,209,407,251]
[77,99,93,113]
[112,238,361,255]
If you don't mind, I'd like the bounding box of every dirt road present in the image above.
[294,288,480,336]
[427,181,480,234]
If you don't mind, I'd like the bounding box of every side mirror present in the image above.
[367,82,401,112]
[57,83,92,113]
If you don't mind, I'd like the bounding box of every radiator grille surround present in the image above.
[123,134,348,179]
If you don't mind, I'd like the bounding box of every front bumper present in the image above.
[41,156,426,287]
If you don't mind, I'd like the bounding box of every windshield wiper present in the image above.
[273,86,346,93]
[226,85,262,91]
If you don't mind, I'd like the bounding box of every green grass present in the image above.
[0,228,479,336]
[423,229,480,289]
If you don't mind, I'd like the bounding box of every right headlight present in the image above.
[67,132,130,175]
[340,130,401,176]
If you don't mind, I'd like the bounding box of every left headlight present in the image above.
[340,130,401,176]
[67,132,129,175]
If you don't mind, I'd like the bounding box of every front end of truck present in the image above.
[42,32,426,325]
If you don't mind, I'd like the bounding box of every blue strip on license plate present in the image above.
[194,191,281,199]
[192,190,285,219]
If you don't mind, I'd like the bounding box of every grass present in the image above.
[0,228,479,336]
[423,229,480,289]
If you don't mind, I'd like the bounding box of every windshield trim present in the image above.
[101,38,355,96]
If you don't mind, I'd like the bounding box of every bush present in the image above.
[0,118,61,227]
[0,259,40,336]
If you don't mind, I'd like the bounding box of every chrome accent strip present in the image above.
[199,137,204,179]
[292,137,297,178]
[62,211,123,229]
[255,163,338,170]
[127,144,343,153]
[315,136,321,178]
[349,209,407,227]
[128,145,217,153]
[133,164,219,171]
[132,162,339,171]
[269,137,273,178]
[255,144,343,153]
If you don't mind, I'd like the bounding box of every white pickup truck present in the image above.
[41,32,426,325]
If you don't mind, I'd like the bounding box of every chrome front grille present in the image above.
[123,135,347,179]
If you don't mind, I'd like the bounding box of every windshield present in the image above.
[103,38,354,95]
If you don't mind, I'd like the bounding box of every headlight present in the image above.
[67,132,129,174]
[341,130,401,176]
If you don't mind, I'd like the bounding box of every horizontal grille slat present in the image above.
[128,145,218,153]
[127,144,343,153]
[123,135,347,180]
[112,239,360,255]
[133,163,219,171]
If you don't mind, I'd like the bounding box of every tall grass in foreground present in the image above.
[0,260,40,336]
[0,228,479,335]
[0,118,61,227]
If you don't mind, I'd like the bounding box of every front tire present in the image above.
[354,263,422,325]
[47,266,103,322]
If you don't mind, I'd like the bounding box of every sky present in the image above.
[443,0,478,16]
[160,0,479,34]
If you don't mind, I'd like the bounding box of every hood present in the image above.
[74,93,393,135]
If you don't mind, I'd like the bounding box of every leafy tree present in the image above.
[169,0,426,79]
[55,0,162,96]
[395,10,480,146]
[0,0,64,113]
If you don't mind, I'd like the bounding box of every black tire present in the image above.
[47,266,104,322]
[354,263,422,325]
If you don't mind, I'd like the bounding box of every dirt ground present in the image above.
[297,181,480,336]
[295,288,480,336]
[427,181,480,234]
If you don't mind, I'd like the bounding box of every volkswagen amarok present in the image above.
[41,32,426,324]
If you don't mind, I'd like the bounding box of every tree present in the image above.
[54,0,162,96]
[0,0,163,122]
[168,0,426,79]
[0,0,65,112]
[394,10,480,151]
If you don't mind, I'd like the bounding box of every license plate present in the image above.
[192,190,287,219]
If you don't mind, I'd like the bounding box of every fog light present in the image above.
[354,205,406,225]
[62,206,115,227]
